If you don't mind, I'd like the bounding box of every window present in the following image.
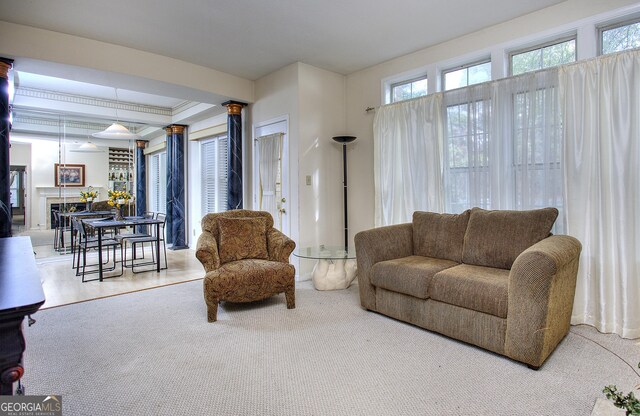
[148,152,167,213]
[600,19,640,55]
[390,75,428,103]
[510,38,576,75]
[201,134,228,213]
[443,60,491,91]
[442,72,564,232]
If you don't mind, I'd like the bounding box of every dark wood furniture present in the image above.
[0,237,45,395]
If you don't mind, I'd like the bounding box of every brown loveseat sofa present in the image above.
[354,207,582,368]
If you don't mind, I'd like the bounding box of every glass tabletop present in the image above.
[294,246,356,260]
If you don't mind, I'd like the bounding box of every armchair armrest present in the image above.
[504,235,582,368]
[196,231,221,273]
[267,228,296,263]
[354,223,413,310]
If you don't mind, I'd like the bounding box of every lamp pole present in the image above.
[332,136,356,249]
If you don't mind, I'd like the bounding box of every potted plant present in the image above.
[107,189,132,220]
[604,362,640,415]
[80,186,99,211]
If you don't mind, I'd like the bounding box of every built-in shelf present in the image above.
[108,147,134,192]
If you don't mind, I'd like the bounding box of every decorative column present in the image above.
[164,127,173,245]
[168,124,187,250]
[135,140,147,233]
[0,58,13,239]
[222,101,247,210]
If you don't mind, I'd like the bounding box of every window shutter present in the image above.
[201,135,228,213]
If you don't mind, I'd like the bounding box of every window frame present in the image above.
[441,58,492,92]
[508,35,577,76]
[389,74,428,103]
[597,16,640,55]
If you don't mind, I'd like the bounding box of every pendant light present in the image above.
[92,88,140,140]
[71,126,105,153]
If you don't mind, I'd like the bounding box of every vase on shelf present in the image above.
[86,198,93,211]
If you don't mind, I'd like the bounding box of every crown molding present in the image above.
[15,86,173,117]
[12,112,144,134]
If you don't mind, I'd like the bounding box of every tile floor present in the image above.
[16,229,204,309]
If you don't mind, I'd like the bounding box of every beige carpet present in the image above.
[22,280,640,416]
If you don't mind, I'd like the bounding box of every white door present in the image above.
[254,118,288,234]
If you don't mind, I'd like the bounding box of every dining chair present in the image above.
[75,217,123,282]
[122,213,167,273]
[52,210,71,251]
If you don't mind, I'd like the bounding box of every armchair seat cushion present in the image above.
[371,255,458,299]
[429,264,509,318]
[204,259,295,303]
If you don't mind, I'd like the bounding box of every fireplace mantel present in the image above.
[36,186,107,229]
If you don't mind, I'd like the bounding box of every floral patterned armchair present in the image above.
[196,210,296,322]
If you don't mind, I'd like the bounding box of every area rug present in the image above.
[22,280,640,415]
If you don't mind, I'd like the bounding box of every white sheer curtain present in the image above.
[560,50,640,339]
[257,133,283,223]
[373,94,444,226]
[443,70,563,231]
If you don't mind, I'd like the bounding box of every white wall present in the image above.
[297,63,347,249]
[345,0,640,238]
[251,62,346,278]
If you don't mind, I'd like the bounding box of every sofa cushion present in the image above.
[429,264,509,318]
[371,255,458,299]
[218,217,268,264]
[461,207,558,269]
[413,210,470,262]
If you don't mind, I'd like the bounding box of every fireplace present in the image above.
[49,202,87,228]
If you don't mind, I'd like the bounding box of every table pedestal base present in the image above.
[312,259,357,291]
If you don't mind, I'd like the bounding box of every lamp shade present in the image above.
[332,136,357,144]
[70,142,104,153]
[92,123,140,140]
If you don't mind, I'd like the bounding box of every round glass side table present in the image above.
[293,246,357,291]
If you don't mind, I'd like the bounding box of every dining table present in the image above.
[83,216,165,281]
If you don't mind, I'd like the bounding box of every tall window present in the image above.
[443,60,491,91]
[390,75,428,103]
[201,134,228,214]
[442,72,563,232]
[600,19,640,54]
[510,38,576,75]
[148,152,167,213]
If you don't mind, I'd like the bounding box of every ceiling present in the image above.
[0,0,566,141]
[0,0,564,80]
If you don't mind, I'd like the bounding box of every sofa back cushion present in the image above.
[461,207,558,269]
[413,210,471,262]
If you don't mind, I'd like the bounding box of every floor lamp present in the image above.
[332,136,357,249]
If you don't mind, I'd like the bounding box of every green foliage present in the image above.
[603,362,640,415]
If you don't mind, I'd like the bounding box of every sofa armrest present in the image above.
[504,235,582,368]
[267,228,296,263]
[354,223,414,310]
[196,231,221,273]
